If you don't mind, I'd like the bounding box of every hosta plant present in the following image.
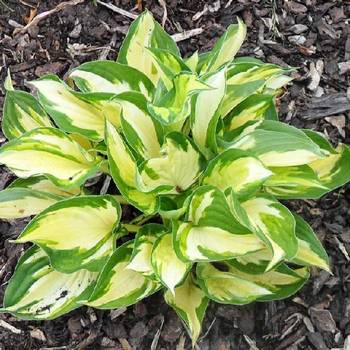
[1,11,350,344]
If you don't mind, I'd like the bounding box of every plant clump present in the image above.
[0,11,349,344]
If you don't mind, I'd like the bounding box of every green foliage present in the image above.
[0,10,349,344]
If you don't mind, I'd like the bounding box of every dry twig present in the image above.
[96,0,137,19]
[171,28,203,42]
[16,0,85,34]
[158,0,168,27]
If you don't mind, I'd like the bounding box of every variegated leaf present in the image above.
[173,186,265,262]
[106,121,158,214]
[164,274,208,345]
[15,195,121,273]
[69,60,154,98]
[224,94,276,135]
[127,224,166,277]
[185,51,199,72]
[147,73,210,127]
[192,67,226,157]
[115,92,163,159]
[118,10,179,85]
[292,214,330,271]
[138,132,205,194]
[241,193,298,270]
[202,149,272,199]
[226,261,309,301]
[151,233,192,293]
[220,64,286,117]
[197,262,308,304]
[196,262,272,304]
[2,246,97,320]
[227,120,326,167]
[0,128,100,188]
[2,90,53,140]
[4,69,14,91]
[305,131,350,192]
[30,76,109,141]
[87,242,159,309]
[0,177,82,219]
[264,165,328,199]
[0,188,61,219]
[9,176,81,197]
[146,48,191,89]
[200,18,246,74]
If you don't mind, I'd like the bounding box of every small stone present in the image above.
[288,35,306,45]
[289,24,308,34]
[285,1,308,14]
[29,329,46,342]
[338,61,350,75]
[101,337,117,347]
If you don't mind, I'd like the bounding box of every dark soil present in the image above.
[0,0,350,349]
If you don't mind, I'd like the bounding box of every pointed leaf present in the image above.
[151,233,191,293]
[221,65,286,117]
[307,137,350,191]
[15,195,121,273]
[226,261,309,301]
[0,188,61,219]
[87,242,159,309]
[241,193,298,270]
[128,224,166,277]
[146,48,191,89]
[2,246,97,320]
[196,262,272,305]
[0,128,100,188]
[200,18,246,73]
[164,274,208,345]
[138,132,205,194]
[292,214,330,271]
[69,60,154,98]
[227,120,326,167]
[173,186,265,262]
[192,67,226,157]
[224,94,276,135]
[147,72,210,127]
[2,90,53,140]
[30,76,108,141]
[115,92,162,159]
[118,10,179,85]
[9,176,81,197]
[106,121,158,214]
[264,165,328,199]
[202,149,272,199]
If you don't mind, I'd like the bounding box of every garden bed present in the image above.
[0,1,349,349]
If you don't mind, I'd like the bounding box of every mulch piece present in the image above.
[0,1,349,349]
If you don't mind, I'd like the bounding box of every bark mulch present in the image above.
[0,1,349,349]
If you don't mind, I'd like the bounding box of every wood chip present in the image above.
[110,307,127,320]
[118,338,132,350]
[325,115,346,138]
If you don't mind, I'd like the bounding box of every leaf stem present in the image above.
[130,213,157,225]
[122,224,141,232]
[112,195,129,205]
